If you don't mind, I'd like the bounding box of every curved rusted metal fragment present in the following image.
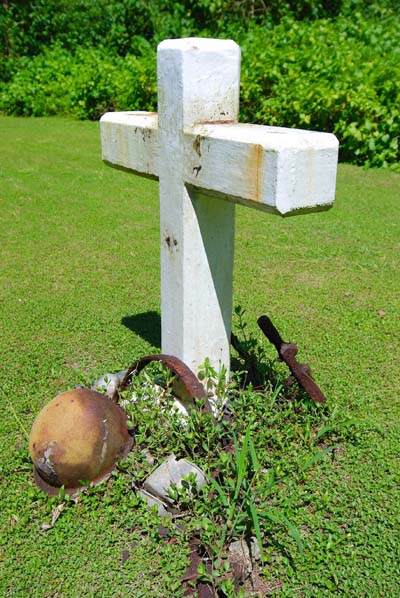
[257,315,327,404]
[29,389,133,495]
[118,354,212,414]
[182,533,215,597]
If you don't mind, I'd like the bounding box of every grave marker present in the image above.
[100,38,338,379]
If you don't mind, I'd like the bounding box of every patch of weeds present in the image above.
[109,314,361,596]
[5,309,363,597]
[231,305,279,390]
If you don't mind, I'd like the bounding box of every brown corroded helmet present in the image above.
[29,389,133,495]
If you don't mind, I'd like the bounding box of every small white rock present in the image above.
[138,489,172,517]
[143,454,207,505]
[92,370,127,399]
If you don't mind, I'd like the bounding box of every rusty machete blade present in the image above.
[257,315,327,404]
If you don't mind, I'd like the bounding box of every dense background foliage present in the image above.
[0,0,399,168]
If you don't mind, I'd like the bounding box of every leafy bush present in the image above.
[0,8,398,168]
[0,0,156,59]
[0,47,73,117]
[239,15,400,168]
[0,45,156,119]
[1,0,397,63]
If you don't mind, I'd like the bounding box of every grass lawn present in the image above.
[0,115,399,597]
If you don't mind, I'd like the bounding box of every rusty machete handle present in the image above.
[257,315,327,404]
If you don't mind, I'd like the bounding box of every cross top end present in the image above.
[157,37,240,133]
[158,37,239,53]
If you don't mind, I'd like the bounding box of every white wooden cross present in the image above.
[100,38,338,381]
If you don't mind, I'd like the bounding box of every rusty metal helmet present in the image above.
[29,388,133,495]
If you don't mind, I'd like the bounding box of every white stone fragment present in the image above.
[101,111,338,216]
[138,489,172,517]
[92,370,127,398]
[185,123,338,214]
[143,454,207,505]
[100,112,158,177]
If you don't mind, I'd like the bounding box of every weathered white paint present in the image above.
[185,123,338,214]
[100,116,338,215]
[100,37,339,380]
[101,111,159,177]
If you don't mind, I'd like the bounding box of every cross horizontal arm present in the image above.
[100,111,338,215]
[185,122,338,215]
[101,112,159,178]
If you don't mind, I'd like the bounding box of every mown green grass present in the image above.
[0,115,399,596]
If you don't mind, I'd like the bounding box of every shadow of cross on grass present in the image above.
[121,311,161,350]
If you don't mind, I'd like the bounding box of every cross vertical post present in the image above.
[157,39,240,377]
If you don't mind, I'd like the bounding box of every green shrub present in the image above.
[0,12,398,168]
[67,47,157,120]
[0,0,156,59]
[0,48,72,116]
[0,45,157,119]
[1,0,397,63]
[239,15,400,168]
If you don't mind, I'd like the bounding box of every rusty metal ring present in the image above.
[117,354,213,414]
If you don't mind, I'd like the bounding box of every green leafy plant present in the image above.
[209,428,267,559]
